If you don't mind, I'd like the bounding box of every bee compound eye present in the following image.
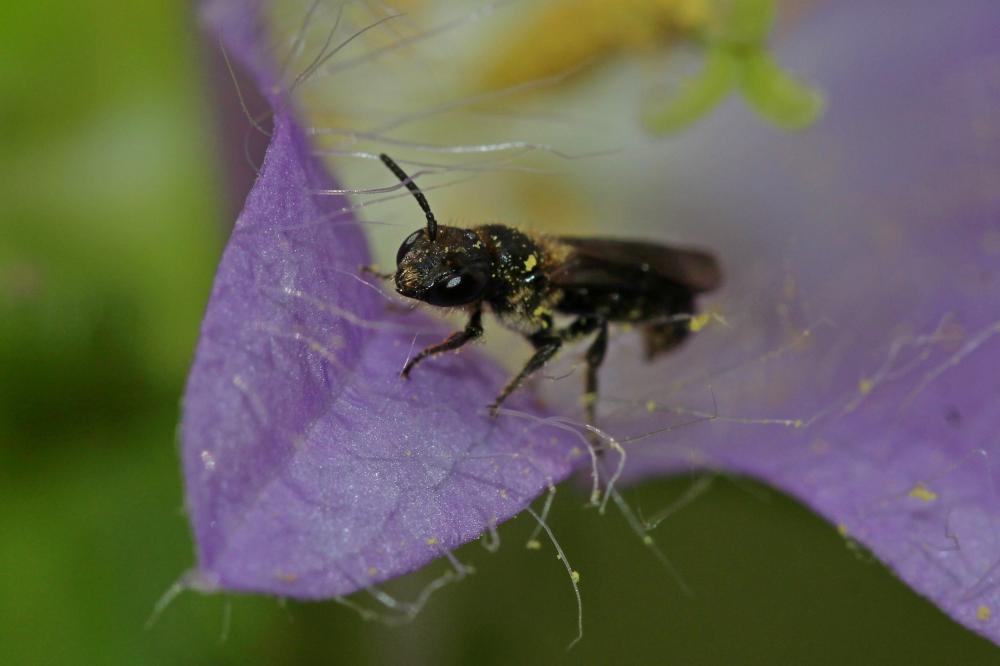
[423,270,487,306]
[396,230,423,264]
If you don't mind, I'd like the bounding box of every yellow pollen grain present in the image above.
[689,312,712,332]
[977,605,992,621]
[642,535,654,545]
[425,536,439,546]
[836,522,849,537]
[523,254,538,271]
[858,378,874,395]
[570,570,581,584]
[646,400,657,413]
[580,392,597,406]
[909,483,938,502]
[526,539,542,551]
[533,306,552,327]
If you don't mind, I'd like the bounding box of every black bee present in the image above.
[374,154,721,424]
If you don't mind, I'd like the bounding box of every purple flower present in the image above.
[184,0,1000,646]
[184,0,580,600]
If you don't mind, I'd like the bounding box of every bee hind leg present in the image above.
[643,296,696,359]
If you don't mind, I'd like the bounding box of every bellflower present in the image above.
[183,0,1000,647]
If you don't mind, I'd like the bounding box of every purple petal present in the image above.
[183,1,577,598]
[567,0,1000,644]
[185,0,1000,647]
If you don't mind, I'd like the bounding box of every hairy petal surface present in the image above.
[182,0,577,598]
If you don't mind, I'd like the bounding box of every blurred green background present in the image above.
[1,1,997,664]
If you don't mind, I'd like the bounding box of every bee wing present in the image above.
[551,237,722,293]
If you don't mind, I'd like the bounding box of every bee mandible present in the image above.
[373,153,722,425]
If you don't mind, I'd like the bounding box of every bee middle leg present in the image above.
[547,315,608,423]
[489,331,562,416]
[582,321,609,428]
[488,316,605,417]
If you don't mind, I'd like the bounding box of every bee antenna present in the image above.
[379,153,438,241]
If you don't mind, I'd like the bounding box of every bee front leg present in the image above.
[489,332,562,417]
[360,264,394,280]
[401,306,483,378]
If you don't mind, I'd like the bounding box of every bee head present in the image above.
[380,153,491,307]
[394,226,491,307]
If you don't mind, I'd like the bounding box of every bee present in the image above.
[373,153,722,425]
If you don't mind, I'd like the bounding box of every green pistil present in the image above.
[644,0,825,133]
